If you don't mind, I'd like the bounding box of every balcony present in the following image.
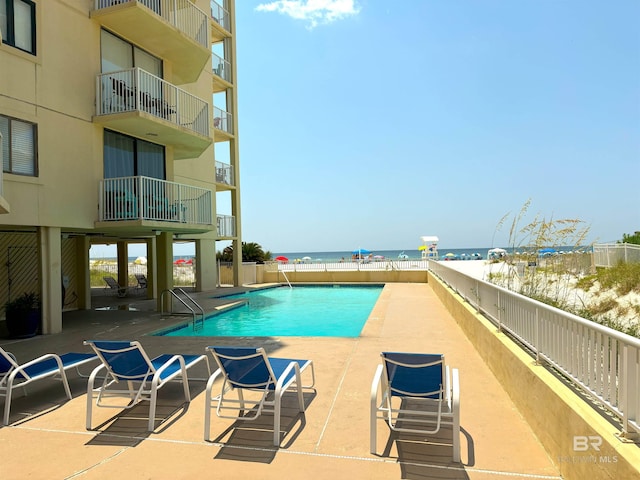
[91,0,210,84]
[213,106,233,141]
[216,214,236,238]
[215,161,234,190]
[97,176,213,233]
[94,68,212,159]
[210,0,231,42]
[212,53,232,93]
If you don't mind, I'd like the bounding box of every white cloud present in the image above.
[256,0,361,29]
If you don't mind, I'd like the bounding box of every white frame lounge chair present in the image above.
[0,346,98,425]
[370,352,460,462]
[204,346,315,446]
[84,340,210,431]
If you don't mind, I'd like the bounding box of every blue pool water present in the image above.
[160,285,383,337]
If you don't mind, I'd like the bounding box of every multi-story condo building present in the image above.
[0,0,242,334]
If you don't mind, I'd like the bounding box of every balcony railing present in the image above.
[97,68,209,137]
[216,214,235,237]
[213,106,233,136]
[212,52,232,90]
[99,176,213,225]
[94,0,208,48]
[210,0,231,35]
[215,161,234,186]
[93,1,209,84]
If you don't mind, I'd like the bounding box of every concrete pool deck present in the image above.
[0,283,563,479]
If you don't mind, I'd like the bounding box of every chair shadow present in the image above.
[85,381,203,447]
[377,399,475,480]
[211,390,316,464]
[4,376,91,427]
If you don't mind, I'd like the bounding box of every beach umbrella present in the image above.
[418,245,427,251]
[174,258,186,265]
[539,248,556,254]
[302,256,312,263]
[275,256,288,262]
[352,248,371,255]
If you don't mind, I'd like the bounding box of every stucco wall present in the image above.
[427,271,640,480]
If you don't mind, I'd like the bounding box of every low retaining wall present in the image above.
[427,271,640,480]
[260,268,428,284]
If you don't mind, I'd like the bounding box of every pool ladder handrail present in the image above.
[279,268,292,288]
[160,288,205,330]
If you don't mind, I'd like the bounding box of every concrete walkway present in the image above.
[0,283,561,479]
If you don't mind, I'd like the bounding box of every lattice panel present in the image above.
[1,232,39,306]
[61,237,79,309]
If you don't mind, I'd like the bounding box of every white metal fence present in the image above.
[268,259,430,272]
[593,243,640,267]
[429,261,640,438]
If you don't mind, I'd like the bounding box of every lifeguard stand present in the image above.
[420,235,439,260]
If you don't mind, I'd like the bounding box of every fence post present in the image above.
[620,345,639,438]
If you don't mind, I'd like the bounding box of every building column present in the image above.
[156,232,173,311]
[38,226,62,334]
[116,241,128,289]
[196,238,216,291]
[145,237,156,299]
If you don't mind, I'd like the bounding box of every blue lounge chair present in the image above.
[370,352,461,462]
[84,340,210,431]
[204,346,315,446]
[1,346,97,425]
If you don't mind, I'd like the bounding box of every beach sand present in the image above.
[441,260,639,330]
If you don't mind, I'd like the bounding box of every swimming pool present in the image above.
[159,285,383,337]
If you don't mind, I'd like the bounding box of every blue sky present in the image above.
[234,0,640,253]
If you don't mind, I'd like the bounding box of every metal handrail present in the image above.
[175,287,205,330]
[160,288,205,330]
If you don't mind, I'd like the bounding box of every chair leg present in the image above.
[148,389,158,432]
[274,393,281,447]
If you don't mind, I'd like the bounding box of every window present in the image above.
[0,114,37,176]
[104,130,165,179]
[101,29,161,76]
[0,0,36,55]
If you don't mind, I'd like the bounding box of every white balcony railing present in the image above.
[96,68,209,137]
[212,52,231,84]
[213,106,233,135]
[94,0,208,49]
[216,214,235,237]
[99,176,213,225]
[215,161,233,186]
[210,0,230,32]
[429,261,640,438]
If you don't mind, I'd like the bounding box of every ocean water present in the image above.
[273,248,491,262]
